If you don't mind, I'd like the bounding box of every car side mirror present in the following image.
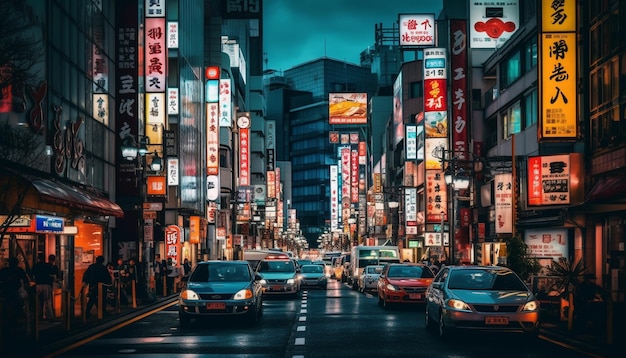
[431,281,442,289]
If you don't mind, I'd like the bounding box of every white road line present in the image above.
[298,316,307,322]
[300,309,307,314]
[297,325,306,332]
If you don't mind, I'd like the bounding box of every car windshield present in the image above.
[301,265,323,273]
[189,264,250,282]
[366,266,383,274]
[257,260,295,273]
[387,265,433,278]
[447,269,528,291]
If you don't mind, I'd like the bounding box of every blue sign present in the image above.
[424,58,445,69]
[35,215,64,233]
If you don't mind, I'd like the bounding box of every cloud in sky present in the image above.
[263,0,444,72]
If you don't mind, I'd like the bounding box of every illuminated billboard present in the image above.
[329,93,367,124]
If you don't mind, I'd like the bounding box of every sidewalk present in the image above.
[0,294,178,357]
[539,321,622,358]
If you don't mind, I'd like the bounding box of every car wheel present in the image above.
[437,310,447,338]
[179,310,191,328]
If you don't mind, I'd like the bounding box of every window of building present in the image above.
[500,51,521,89]
[524,90,537,128]
[409,81,423,98]
[502,100,521,139]
[524,37,537,72]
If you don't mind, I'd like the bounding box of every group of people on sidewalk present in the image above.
[80,254,193,318]
[153,254,191,296]
[0,254,61,335]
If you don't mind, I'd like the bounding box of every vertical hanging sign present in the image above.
[450,20,469,160]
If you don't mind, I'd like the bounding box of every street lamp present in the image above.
[120,134,164,302]
[443,161,470,264]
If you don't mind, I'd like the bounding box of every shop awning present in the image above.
[576,174,626,213]
[31,178,124,218]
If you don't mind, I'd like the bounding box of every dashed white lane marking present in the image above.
[295,337,305,345]
[293,355,305,358]
[300,309,307,314]
[298,316,307,322]
[297,325,306,332]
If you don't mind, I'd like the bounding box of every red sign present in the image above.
[450,20,469,160]
[205,66,220,80]
[423,79,447,112]
[239,128,250,186]
[146,176,167,196]
[165,225,181,262]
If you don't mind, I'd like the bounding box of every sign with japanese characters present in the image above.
[539,0,578,140]
[398,13,435,47]
[494,173,513,234]
[469,1,519,49]
[144,17,166,93]
[239,127,250,186]
[450,19,469,160]
[525,228,569,260]
[206,103,219,175]
[165,225,181,263]
[116,1,139,195]
[425,170,448,223]
[219,79,232,127]
[527,154,571,206]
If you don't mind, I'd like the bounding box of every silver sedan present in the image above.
[425,265,540,338]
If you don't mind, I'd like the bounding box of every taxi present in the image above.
[255,254,300,297]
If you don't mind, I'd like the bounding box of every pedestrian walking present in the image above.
[153,254,165,296]
[182,258,192,279]
[32,253,55,320]
[166,258,180,295]
[0,257,31,328]
[82,255,113,318]
[48,254,61,288]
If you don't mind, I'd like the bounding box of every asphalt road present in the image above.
[56,279,594,358]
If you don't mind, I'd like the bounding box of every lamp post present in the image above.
[443,161,470,265]
[121,135,163,302]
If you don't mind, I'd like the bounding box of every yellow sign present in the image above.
[540,32,577,139]
[541,0,576,32]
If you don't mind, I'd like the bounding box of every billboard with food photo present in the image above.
[329,93,368,124]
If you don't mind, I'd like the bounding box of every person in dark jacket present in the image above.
[0,257,30,327]
[82,255,112,318]
[32,253,55,320]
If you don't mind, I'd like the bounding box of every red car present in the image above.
[377,263,435,308]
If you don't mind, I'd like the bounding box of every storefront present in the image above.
[0,171,123,303]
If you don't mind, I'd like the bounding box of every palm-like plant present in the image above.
[546,257,587,293]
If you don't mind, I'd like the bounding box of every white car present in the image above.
[358,265,384,293]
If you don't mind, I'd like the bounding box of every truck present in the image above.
[348,245,401,291]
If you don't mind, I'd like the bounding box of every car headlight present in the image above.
[180,289,199,300]
[234,288,254,300]
[259,279,267,285]
[287,278,295,284]
[385,283,399,291]
[523,300,539,312]
[446,299,471,311]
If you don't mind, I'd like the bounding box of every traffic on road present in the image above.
[51,251,596,358]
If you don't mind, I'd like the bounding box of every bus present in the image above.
[348,245,401,290]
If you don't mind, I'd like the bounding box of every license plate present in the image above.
[485,316,509,325]
[408,293,423,300]
[271,286,282,291]
[207,302,226,310]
